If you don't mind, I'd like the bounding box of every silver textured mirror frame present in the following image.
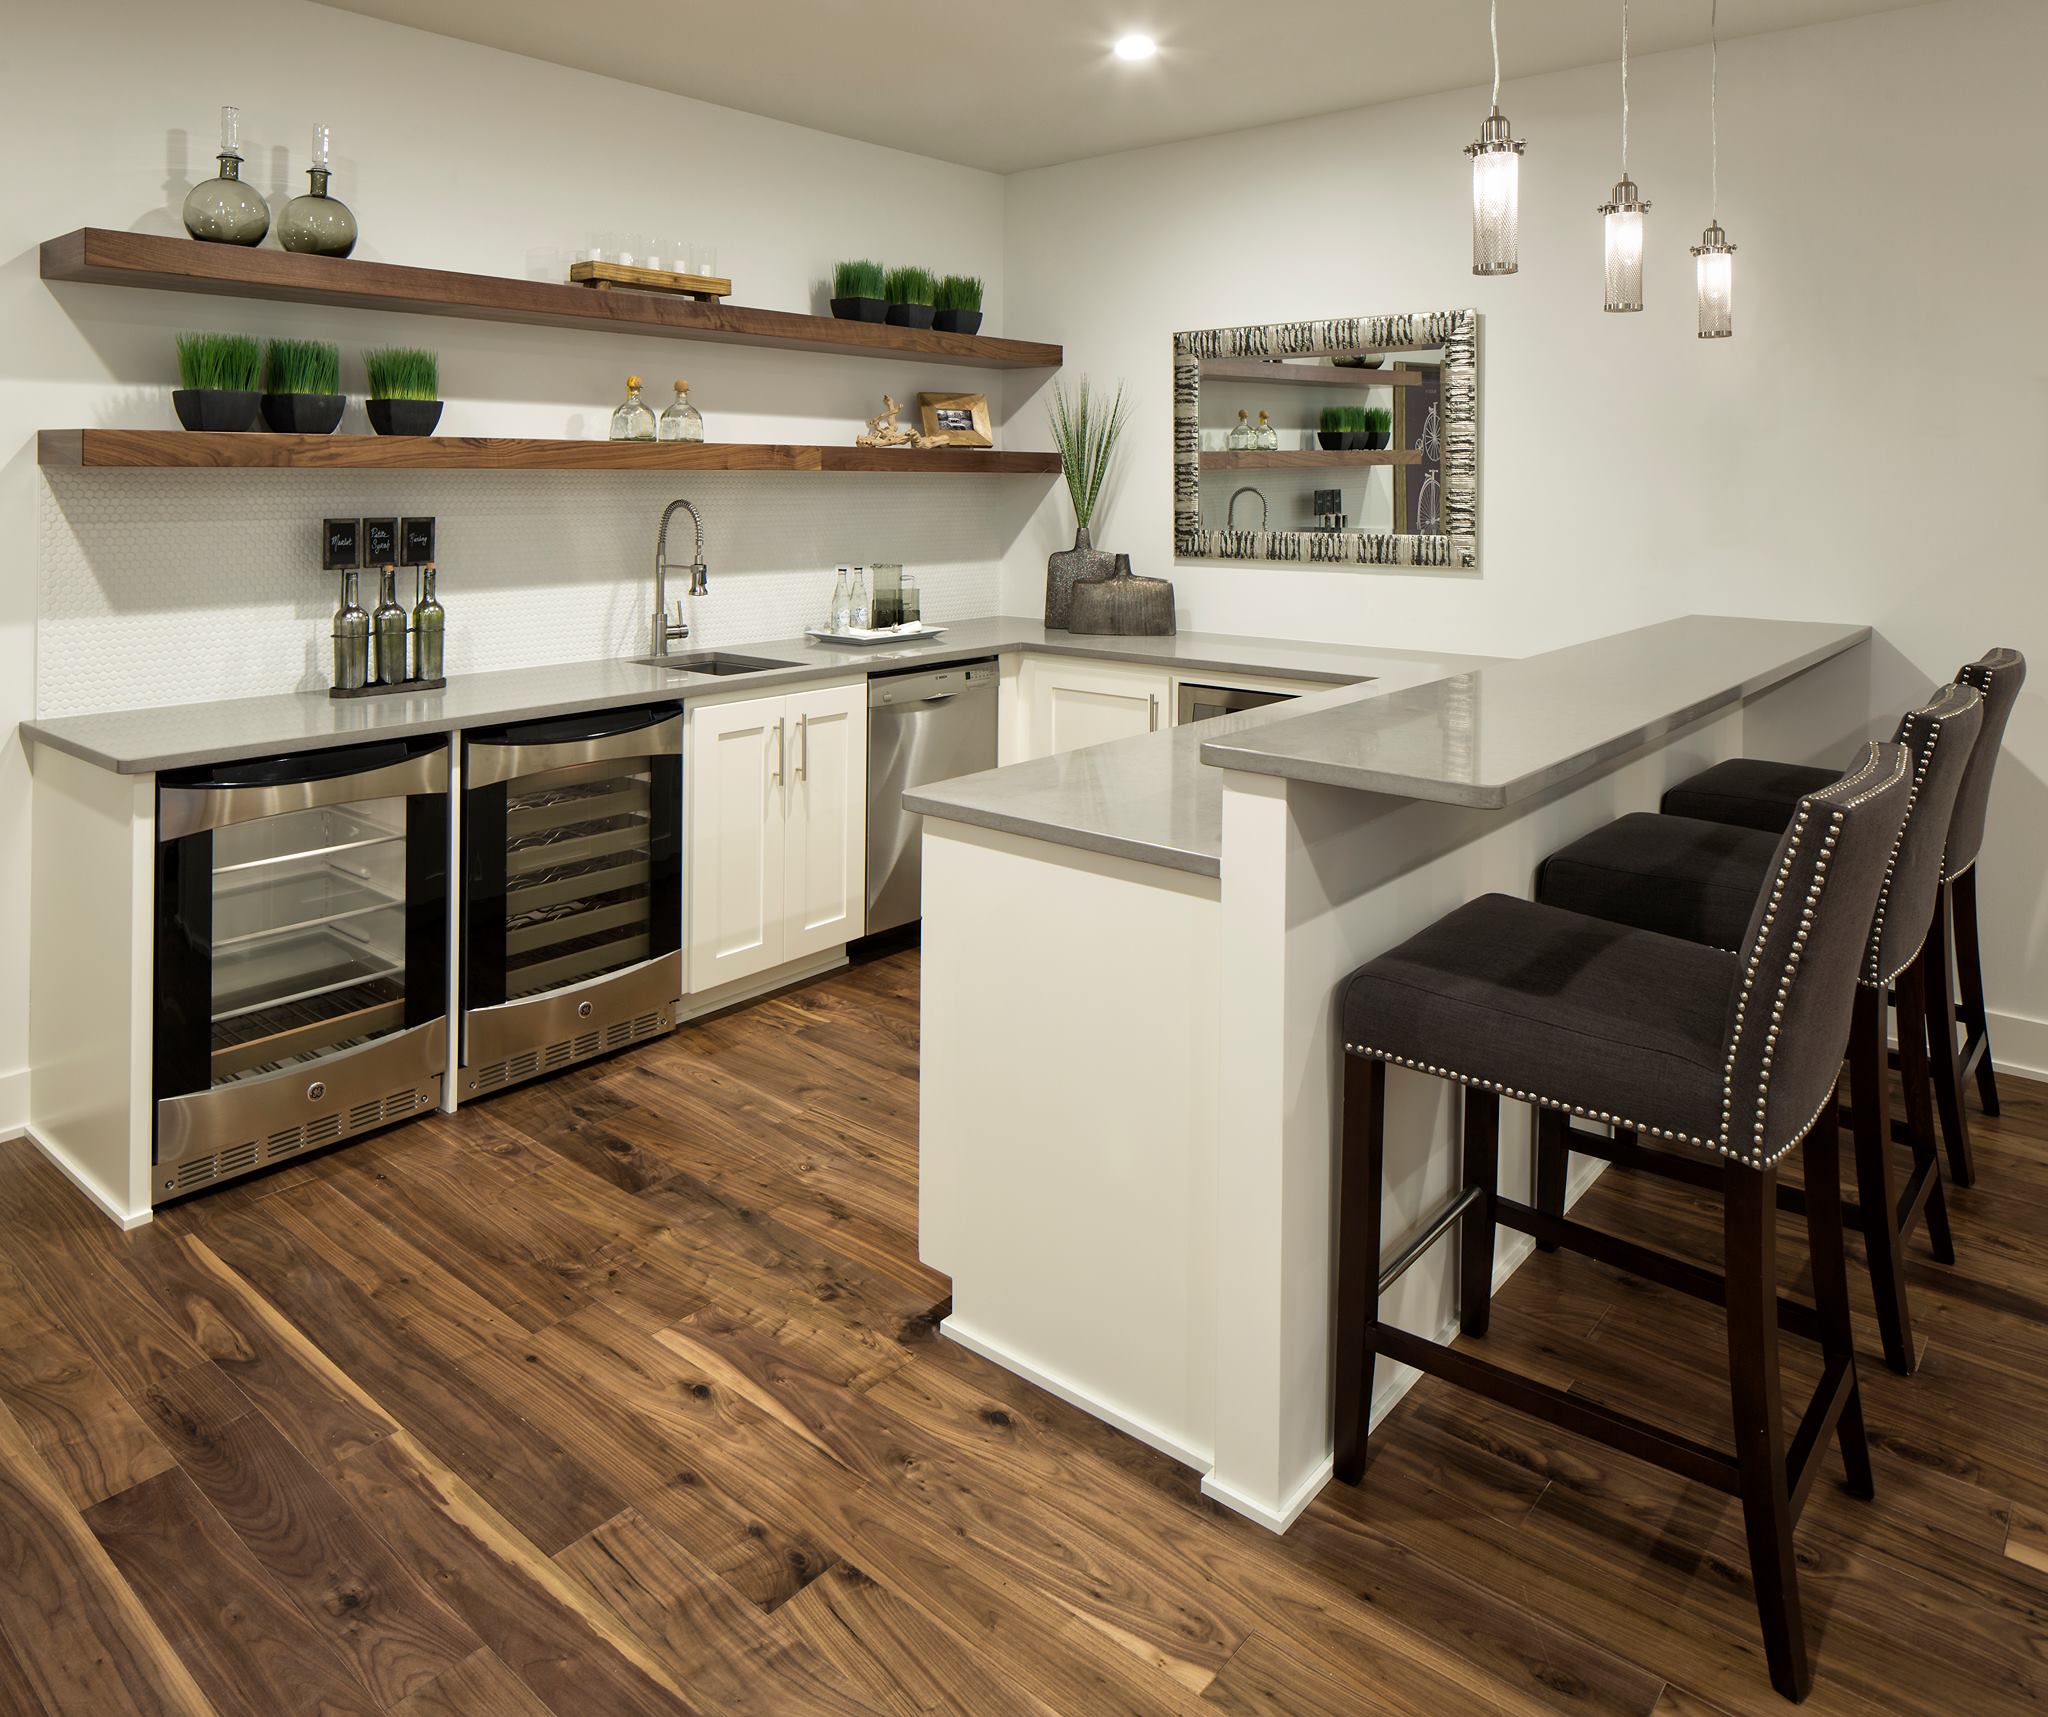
[1172,308,1479,569]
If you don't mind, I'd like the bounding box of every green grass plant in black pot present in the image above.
[173,331,262,431]
[830,258,887,323]
[1319,405,1374,450]
[364,347,443,436]
[260,338,345,434]
[884,265,937,329]
[1363,405,1392,450]
[933,273,984,336]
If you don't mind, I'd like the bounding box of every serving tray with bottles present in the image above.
[806,624,947,647]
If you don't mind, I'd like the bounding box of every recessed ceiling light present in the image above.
[1113,33,1157,62]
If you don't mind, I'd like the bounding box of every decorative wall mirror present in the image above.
[1172,309,1478,568]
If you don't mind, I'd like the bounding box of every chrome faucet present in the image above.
[1226,485,1268,531]
[652,498,710,655]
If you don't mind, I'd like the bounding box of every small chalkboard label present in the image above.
[363,517,398,566]
[323,518,360,571]
[401,517,436,567]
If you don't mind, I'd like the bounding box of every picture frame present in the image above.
[917,391,992,448]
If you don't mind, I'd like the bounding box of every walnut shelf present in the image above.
[41,228,1061,370]
[38,431,1063,475]
[1201,448,1422,470]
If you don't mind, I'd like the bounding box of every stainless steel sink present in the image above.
[633,651,797,676]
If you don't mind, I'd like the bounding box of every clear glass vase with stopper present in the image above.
[657,380,705,443]
[1227,409,1252,450]
[279,124,357,257]
[183,105,270,245]
[609,376,656,442]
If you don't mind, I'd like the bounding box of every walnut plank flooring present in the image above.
[2,945,2044,1714]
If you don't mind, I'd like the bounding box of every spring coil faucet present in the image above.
[652,498,710,654]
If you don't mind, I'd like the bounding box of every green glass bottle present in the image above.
[182,106,270,246]
[278,125,357,258]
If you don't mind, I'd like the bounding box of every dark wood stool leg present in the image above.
[1460,1089,1500,1338]
[1894,951,1957,1266]
[1725,1162,1810,1702]
[1800,1117,1875,1501]
[1950,867,2001,1117]
[1534,1108,1569,1251]
[1849,984,1916,1375]
[1925,878,1978,1187]
[1334,1055,1388,1485]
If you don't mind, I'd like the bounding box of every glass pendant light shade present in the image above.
[1466,109,1523,275]
[1692,222,1735,337]
[1599,178,1648,312]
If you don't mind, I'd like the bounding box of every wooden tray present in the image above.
[569,260,733,302]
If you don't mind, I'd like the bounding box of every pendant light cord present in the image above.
[1490,0,1501,108]
[1710,0,1720,220]
[1620,0,1631,176]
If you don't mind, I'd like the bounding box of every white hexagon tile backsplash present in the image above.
[38,469,1021,716]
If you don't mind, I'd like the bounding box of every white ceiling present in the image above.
[313,0,1930,174]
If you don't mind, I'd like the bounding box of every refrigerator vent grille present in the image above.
[160,1081,431,1200]
[467,1011,669,1098]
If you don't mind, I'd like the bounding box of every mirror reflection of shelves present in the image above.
[1202,448,1423,469]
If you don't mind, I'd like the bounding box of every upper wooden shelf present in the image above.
[1200,361,1430,388]
[1201,448,1423,470]
[39,430,1063,475]
[41,228,1062,371]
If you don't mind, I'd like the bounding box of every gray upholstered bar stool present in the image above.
[1662,648,2026,1183]
[1335,742,1913,1703]
[1533,683,1984,1375]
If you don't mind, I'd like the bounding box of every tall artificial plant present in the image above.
[1047,376,1130,535]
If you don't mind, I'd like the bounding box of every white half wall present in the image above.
[998,0,2048,1040]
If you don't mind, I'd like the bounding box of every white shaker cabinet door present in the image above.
[1019,657,1170,760]
[686,692,786,992]
[782,679,869,962]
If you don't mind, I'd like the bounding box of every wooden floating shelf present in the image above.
[1201,448,1423,470]
[38,430,1063,475]
[41,228,1061,370]
[1200,361,1430,388]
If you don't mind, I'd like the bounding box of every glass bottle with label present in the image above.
[609,375,656,442]
[657,380,705,443]
[830,566,853,632]
[371,565,408,684]
[1254,410,1279,450]
[411,563,445,680]
[1227,408,1253,450]
[849,565,871,630]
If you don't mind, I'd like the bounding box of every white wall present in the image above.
[999,0,2048,1049]
[0,0,1030,1128]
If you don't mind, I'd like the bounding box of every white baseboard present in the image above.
[939,1313,1210,1473]
[1201,1456,1335,1535]
[0,1068,25,1139]
[1986,1008,2048,1084]
[679,949,849,1021]
[10,1125,152,1229]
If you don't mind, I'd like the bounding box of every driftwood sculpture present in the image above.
[856,394,935,450]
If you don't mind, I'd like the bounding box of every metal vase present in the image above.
[1044,525,1113,631]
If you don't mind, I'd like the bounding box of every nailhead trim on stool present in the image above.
[1346,743,1908,1169]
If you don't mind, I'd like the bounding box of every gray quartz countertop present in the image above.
[1197,616,1871,807]
[21,618,1421,776]
[903,646,1491,877]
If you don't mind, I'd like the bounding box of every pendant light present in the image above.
[1465,0,1523,275]
[1690,0,1736,336]
[1598,0,1649,312]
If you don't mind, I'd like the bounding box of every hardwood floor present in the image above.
[0,945,2043,1715]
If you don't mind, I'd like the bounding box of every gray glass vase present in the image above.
[183,150,270,245]
[279,167,357,258]
[1044,524,1113,631]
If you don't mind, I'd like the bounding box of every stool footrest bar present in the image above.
[1380,1187,1484,1294]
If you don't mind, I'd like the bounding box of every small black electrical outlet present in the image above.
[323,518,361,571]
[401,517,437,566]
[363,517,399,566]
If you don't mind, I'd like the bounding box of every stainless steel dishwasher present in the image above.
[867,659,998,934]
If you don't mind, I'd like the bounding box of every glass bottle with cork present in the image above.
[657,380,705,442]
[610,376,656,441]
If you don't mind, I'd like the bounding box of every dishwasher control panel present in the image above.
[869,660,999,707]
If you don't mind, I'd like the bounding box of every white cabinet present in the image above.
[1016,657,1170,761]
[686,679,866,994]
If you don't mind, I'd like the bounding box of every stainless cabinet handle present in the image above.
[1149,693,1160,732]
[771,716,785,785]
[796,712,809,781]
